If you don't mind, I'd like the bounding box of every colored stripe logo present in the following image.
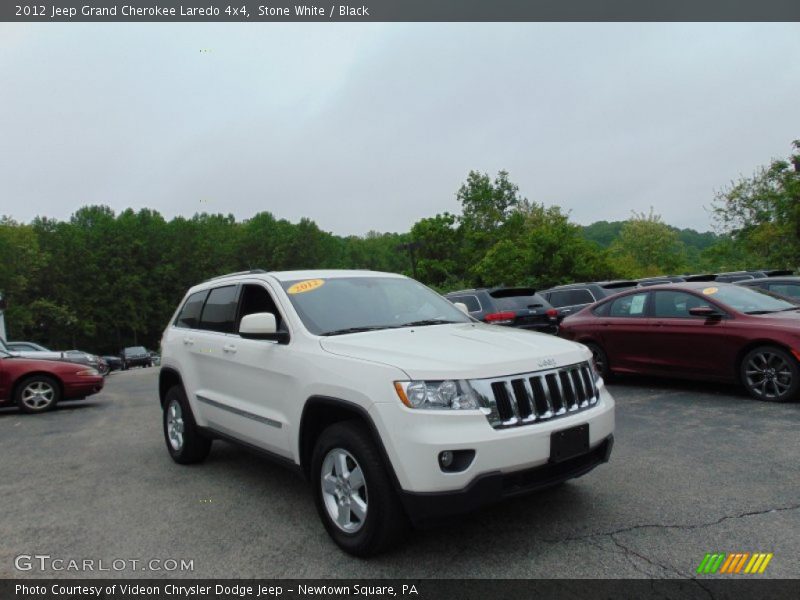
[696,552,773,574]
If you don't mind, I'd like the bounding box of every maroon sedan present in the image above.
[0,349,104,414]
[559,282,800,402]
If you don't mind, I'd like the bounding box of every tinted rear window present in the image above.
[199,286,239,333]
[492,294,548,311]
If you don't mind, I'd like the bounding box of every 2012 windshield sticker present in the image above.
[287,279,325,294]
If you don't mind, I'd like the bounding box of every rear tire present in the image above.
[15,375,61,414]
[585,342,613,382]
[163,385,212,464]
[311,421,407,557]
[740,346,799,403]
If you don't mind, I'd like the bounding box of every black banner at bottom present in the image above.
[2,579,799,600]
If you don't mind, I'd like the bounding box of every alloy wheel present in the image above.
[320,448,368,533]
[166,399,185,451]
[21,381,55,411]
[745,351,793,400]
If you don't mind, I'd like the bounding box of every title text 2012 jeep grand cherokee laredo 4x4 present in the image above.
[159,270,615,556]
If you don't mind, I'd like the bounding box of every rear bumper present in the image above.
[400,435,613,525]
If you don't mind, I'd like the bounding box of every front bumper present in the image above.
[369,383,615,493]
[63,379,104,400]
[400,435,613,525]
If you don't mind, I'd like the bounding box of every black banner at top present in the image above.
[3,0,800,22]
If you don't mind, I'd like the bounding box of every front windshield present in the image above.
[706,285,796,314]
[280,276,472,335]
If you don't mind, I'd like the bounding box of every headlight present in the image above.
[76,368,100,377]
[394,380,480,410]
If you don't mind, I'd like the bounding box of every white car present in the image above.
[159,269,615,556]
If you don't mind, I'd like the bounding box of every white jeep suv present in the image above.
[159,269,615,556]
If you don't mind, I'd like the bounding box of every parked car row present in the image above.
[440,269,800,404]
[0,338,160,376]
[538,270,798,318]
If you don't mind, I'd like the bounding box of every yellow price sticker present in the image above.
[702,287,718,295]
[287,279,325,294]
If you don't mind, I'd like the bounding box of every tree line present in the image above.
[1,140,797,354]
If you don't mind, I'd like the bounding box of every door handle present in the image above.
[223,344,238,354]
[183,337,195,346]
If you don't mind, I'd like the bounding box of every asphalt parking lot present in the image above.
[1,369,798,579]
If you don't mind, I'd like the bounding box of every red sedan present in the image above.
[559,282,800,402]
[0,349,104,414]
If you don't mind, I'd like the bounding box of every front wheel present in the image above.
[16,375,61,414]
[311,421,407,557]
[740,346,800,403]
[163,386,212,464]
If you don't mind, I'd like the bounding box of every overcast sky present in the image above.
[0,23,797,235]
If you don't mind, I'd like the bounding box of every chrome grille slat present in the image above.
[472,361,600,429]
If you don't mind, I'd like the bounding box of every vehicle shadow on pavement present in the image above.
[0,400,102,418]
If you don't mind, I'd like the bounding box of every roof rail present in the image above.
[204,269,267,283]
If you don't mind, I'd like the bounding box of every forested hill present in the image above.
[582,220,719,252]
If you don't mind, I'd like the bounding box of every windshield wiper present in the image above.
[745,310,780,315]
[399,319,460,327]
[321,326,391,336]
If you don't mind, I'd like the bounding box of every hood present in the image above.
[319,322,590,380]
[749,310,800,325]
[5,356,88,372]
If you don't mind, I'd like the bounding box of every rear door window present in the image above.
[175,290,209,329]
[198,286,239,333]
[609,292,650,317]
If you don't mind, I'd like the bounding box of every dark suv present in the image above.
[121,346,153,369]
[540,281,638,318]
[444,287,559,333]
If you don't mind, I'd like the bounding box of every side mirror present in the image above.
[453,302,469,315]
[239,312,290,344]
[689,306,722,319]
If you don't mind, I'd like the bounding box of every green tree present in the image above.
[712,140,800,269]
[609,209,687,277]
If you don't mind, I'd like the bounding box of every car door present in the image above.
[189,284,243,428]
[204,281,293,457]
[598,291,654,373]
[649,290,733,378]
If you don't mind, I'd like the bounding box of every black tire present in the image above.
[311,420,407,557]
[15,375,61,414]
[585,342,613,382]
[99,364,110,377]
[163,385,212,464]
[740,345,800,403]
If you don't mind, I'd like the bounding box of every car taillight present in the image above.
[546,308,558,318]
[484,311,515,325]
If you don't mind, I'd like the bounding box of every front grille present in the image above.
[471,361,598,429]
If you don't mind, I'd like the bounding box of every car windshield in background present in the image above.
[125,347,147,355]
[708,285,796,314]
[281,277,471,336]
